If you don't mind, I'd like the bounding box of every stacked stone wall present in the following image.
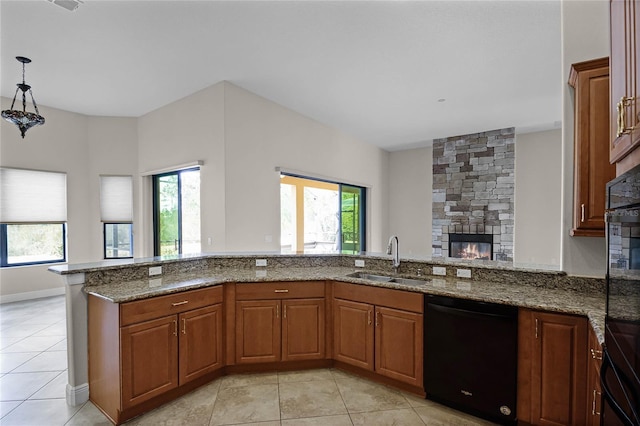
[432,128,515,261]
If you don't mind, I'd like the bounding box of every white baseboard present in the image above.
[0,287,66,304]
[66,382,89,406]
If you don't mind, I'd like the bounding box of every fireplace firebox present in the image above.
[448,233,493,260]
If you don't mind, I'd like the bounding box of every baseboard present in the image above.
[0,287,65,304]
[66,382,89,406]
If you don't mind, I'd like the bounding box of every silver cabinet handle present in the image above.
[375,311,380,327]
[173,319,177,336]
[182,318,186,334]
[368,310,372,325]
[535,318,539,339]
[581,204,585,222]
[276,304,279,318]
[274,289,289,293]
[172,300,189,306]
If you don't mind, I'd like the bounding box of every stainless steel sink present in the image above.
[348,272,393,282]
[347,272,429,286]
[391,277,429,286]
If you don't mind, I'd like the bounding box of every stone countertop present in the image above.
[84,266,607,344]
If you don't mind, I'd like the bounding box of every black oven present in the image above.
[604,163,640,426]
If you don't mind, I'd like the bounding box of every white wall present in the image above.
[514,129,563,269]
[0,99,138,300]
[223,83,389,252]
[388,147,432,257]
[137,83,226,255]
[560,0,610,277]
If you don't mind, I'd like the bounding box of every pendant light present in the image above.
[2,56,45,138]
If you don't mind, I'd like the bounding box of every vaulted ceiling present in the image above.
[1,1,561,151]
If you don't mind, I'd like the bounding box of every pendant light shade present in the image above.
[2,56,45,138]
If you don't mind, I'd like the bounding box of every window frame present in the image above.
[0,223,67,267]
[103,222,134,260]
[152,167,201,257]
[279,172,367,254]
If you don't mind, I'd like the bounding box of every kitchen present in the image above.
[0,1,637,425]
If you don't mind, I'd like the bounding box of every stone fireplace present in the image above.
[432,128,515,261]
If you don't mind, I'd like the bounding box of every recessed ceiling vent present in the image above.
[46,0,83,12]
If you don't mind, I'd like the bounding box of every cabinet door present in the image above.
[179,304,223,384]
[121,315,178,409]
[530,311,588,426]
[333,298,374,371]
[235,300,280,364]
[374,306,423,387]
[610,0,640,165]
[282,298,325,361]
[569,58,616,236]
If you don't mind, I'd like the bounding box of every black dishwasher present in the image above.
[424,294,518,425]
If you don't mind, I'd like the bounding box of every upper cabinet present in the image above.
[610,0,640,175]
[569,58,616,237]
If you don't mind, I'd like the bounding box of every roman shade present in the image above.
[100,175,133,223]
[0,167,67,223]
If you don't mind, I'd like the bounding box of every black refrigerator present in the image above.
[603,163,640,425]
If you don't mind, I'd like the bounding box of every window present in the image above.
[280,173,366,254]
[100,175,133,259]
[153,168,200,256]
[0,167,67,267]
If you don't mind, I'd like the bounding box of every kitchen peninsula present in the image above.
[50,253,606,425]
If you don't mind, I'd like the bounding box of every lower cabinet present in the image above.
[518,309,588,426]
[234,281,326,364]
[88,286,223,424]
[586,324,603,426]
[332,282,423,389]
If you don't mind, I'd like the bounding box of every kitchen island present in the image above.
[50,253,607,425]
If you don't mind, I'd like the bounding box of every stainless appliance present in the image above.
[424,295,518,425]
[604,163,640,426]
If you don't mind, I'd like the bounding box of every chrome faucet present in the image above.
[386,235,400,273]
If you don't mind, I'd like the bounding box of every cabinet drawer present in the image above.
[235,281,325,300]
[120,286,223,326]
[333,282,423,314]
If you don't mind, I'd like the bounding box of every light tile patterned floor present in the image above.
[0,295,496,425]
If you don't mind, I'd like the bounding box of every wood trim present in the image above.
[235,281,325,300]
[224,282,236,366]
[616,144,640,175]
[332,281,423,313]
[120,286,223,326]
[88,295,122,424]
[568,57,609,87]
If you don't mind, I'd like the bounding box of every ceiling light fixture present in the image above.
[2,57,45,139]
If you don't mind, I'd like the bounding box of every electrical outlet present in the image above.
[456,268,472,279]
[432,266,447,276]
[355,259,365,267]
[256,259,267,267]
[149,266,162,276]
[456,281,471,291]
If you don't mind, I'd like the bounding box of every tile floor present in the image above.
[0,295,495,425]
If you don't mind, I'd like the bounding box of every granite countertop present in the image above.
[84,266,607,344]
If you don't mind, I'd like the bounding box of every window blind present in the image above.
[0,167,67,223]
[100,175,133,223]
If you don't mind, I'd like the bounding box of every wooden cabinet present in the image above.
[569,58,616,237]
[333,298,374,370]
[88,286,224,425]
[586,325,603,426]
[234,282,326,364]
[518,309,588,426]
[610,0,640,175]
[332,282,423,389]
